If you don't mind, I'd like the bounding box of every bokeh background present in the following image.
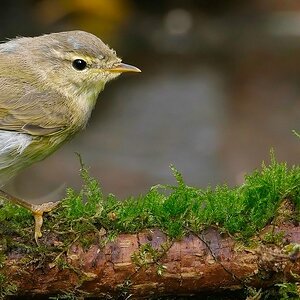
[1,0,299,201]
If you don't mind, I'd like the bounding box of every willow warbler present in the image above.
[0,30,140,242]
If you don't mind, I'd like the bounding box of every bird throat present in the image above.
[72,81,105,130]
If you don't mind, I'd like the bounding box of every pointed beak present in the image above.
[106,63,141,73]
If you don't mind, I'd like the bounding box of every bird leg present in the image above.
[0,190,59,244]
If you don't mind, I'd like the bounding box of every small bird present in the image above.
[0,30,140,242]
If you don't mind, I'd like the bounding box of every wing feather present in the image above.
[0,76,71,136]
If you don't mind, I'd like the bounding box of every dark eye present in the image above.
[72,59,87,71]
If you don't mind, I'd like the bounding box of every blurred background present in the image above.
[1,0,299,201]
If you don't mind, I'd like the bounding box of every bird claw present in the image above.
[31,201,60,244]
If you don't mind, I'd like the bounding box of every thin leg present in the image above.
[0,190,59,244]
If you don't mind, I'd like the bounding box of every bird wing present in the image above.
[0,77,71,136]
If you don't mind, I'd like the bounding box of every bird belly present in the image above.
[0,130,33,186]
[0,130,68,187]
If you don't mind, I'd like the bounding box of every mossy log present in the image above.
[2,223,300,298]
[1,157,299,298]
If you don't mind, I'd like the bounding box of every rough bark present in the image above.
[2,222,300,298]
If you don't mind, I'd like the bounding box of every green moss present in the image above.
[131,242,168,275]
[0,202,32,237]
[0,151,299,247]
[261,231,285,245]
[2,153,298,245]
[132,243,160,267]
[276,282,300,300]
[18,150,292,256]
[0,273,18,298]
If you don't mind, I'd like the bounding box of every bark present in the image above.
[2,224,300,298]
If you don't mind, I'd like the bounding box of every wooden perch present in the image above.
[1,159,299,298]
[2,223,300,298]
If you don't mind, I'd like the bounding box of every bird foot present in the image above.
[0,190,60,244]
[31,201,60,244]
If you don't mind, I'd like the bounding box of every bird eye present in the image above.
[72,59,87,71]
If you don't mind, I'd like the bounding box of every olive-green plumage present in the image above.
[0,30,140,185]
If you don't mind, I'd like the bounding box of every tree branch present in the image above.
[1,224,300,298]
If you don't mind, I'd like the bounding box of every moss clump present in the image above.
[36,151,299,246]
[0,273,17,298]
[0,201,32,238]
[0,151,299,247]
[275,282,300,299]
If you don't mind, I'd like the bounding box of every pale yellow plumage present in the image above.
[0,30,140,242]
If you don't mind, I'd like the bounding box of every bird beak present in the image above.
[106,63,141,73]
